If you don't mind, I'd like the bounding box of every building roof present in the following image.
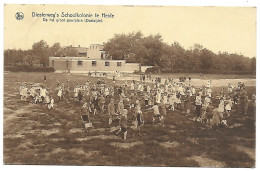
[49,56,126,62]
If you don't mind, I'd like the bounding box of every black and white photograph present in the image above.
[2,3,257,168]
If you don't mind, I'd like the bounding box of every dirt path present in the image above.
[189,155,226,167]
[233,145,255,160]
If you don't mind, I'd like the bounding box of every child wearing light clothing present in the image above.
[225,97,233,117]
[48,96,54,109]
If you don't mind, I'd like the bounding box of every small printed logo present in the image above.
[15,12,24,20]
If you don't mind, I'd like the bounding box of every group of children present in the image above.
[19,75,254,140]
[19,83,54,109]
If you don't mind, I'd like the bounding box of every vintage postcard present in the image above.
[3,4,256,167]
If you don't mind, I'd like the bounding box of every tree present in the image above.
[104,31,144,60]
[23,55,34,66]
[250,57,256,72]
[200,48,214,70]
[141,34,164,66]
[51,43,63,57]
[104,32,164,66]
[32,40,50,67]
[63,47,78,57]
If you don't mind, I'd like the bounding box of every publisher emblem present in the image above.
[15,12,24,20]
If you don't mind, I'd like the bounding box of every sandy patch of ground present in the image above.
[228,123,244,128]
[95,128,109,132]
[236,116,252,121]
[168,125,177,134]
[76,135,120,141]
[110,141,143,148]
[40,128,60,136]
[201,137,217,141]
[189,155,226,167]
[4,103,37,122]
[3,107,13,113]
[4,134,26,139]
[159,141,180,148]
[187,137,199,145]
[169,130,177,134]
[53,122,62,126]
[235,137,254,142]
[6,94,18,97]
[68,148,86,155]
[51,138,66,142]
[168,125,176,129]
[85,151,100,158]
[51,148,66,154]
[69,128,84,133]
[233,145,255,160]
[6,127,59,137]
[17,141,34,150]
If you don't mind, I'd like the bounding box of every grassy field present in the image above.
[3,72,256,167]
[126,73,256,80]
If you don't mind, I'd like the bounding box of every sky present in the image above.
[4,4,256,58]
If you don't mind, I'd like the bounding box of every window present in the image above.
[117,62,122,67]
[52,60,54,67]
[77,60,83,66]
[105,61,110,66]
[92,61,97,67]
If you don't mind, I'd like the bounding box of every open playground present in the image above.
[3,72,256,167]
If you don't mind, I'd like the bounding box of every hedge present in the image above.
[4,65,54,72]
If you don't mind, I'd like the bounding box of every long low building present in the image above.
[49,43,153,73]
[49,56,141,73]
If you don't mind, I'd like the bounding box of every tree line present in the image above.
[103,31,256,74]
[4,32,256,74]
[4,40,78,67]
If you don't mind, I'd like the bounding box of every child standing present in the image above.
[185,92,191,115]
[144,92,149,106]
[206,88,212,98]
[65,86,70,103]
[191,86,196,96]
[99,95,106,113]
[169,94,175,111]
[92,95,99,115]
[116,109,128,140]
[159,101,167,126]
[195,94,202,118]
[48,96,54,109]
[207,80,211,88]
[151,102,160,125]
[107,99,115,125]
[227,83,233,95]
[156,91,161,104]
[133,104,144,137]
[117,100,124,118]
[212,108,221,129]
[225,96,232,117]
[204,96,211,108]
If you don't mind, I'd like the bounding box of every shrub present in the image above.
[4,64,54,72]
